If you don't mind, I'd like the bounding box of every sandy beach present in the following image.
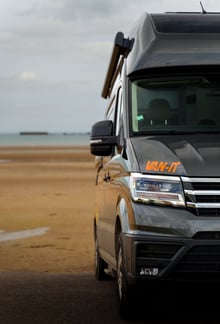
[0,145,96,273]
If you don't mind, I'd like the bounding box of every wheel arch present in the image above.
[115,216,122,257]
[114,196,133,258]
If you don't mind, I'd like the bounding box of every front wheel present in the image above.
[116,236,134,319]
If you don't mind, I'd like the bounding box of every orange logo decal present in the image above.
[146,161,181,173]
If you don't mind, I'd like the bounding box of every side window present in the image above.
[115,88,123,154]
[106,88,123,155]
[106,96,116,123]
[115,88,123,136]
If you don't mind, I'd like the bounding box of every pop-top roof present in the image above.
[152,13,220,33]
[101,12,220,98]
[127,13,220,75]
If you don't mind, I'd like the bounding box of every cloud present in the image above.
[21,0,139,20]
[79,41,112,59]
[0,71,40,88]
[18,71,39,81]
[56,0,135,20]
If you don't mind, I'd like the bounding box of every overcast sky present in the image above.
[0,0,220,133]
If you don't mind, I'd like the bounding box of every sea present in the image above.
[0,133,90,147]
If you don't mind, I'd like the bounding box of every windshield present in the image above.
[131,75,220,134]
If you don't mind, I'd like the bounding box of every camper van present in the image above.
[90,12,220,317]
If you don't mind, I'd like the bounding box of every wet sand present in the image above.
[0,146,96,272]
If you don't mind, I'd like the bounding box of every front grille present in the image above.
[172,245,220,279]
[137,243,181,259]
[136,242,182,271]
[196,195,220,203]
[182,177,220,216]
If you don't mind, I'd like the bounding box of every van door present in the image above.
[98,87,124,263]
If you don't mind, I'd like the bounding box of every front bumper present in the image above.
[121,232,220,284]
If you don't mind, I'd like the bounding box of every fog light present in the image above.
[140,267,159,276]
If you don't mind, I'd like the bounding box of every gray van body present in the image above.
[90,12,220,316]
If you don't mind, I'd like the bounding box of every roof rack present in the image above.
[101,32,133,99]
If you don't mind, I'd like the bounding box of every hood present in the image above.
[130,134,220,177]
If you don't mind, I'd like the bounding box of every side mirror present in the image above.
[90,120,117,156]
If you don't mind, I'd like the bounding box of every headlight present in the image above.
[130,173,185,207]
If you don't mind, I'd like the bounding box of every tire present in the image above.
[95,236,108,280]
[116,235,134,319]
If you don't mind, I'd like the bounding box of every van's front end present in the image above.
[90,12,220,318]
[123,72,220,284]
[122,12,220,285]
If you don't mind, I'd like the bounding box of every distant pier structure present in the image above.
[20,132,48,135]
